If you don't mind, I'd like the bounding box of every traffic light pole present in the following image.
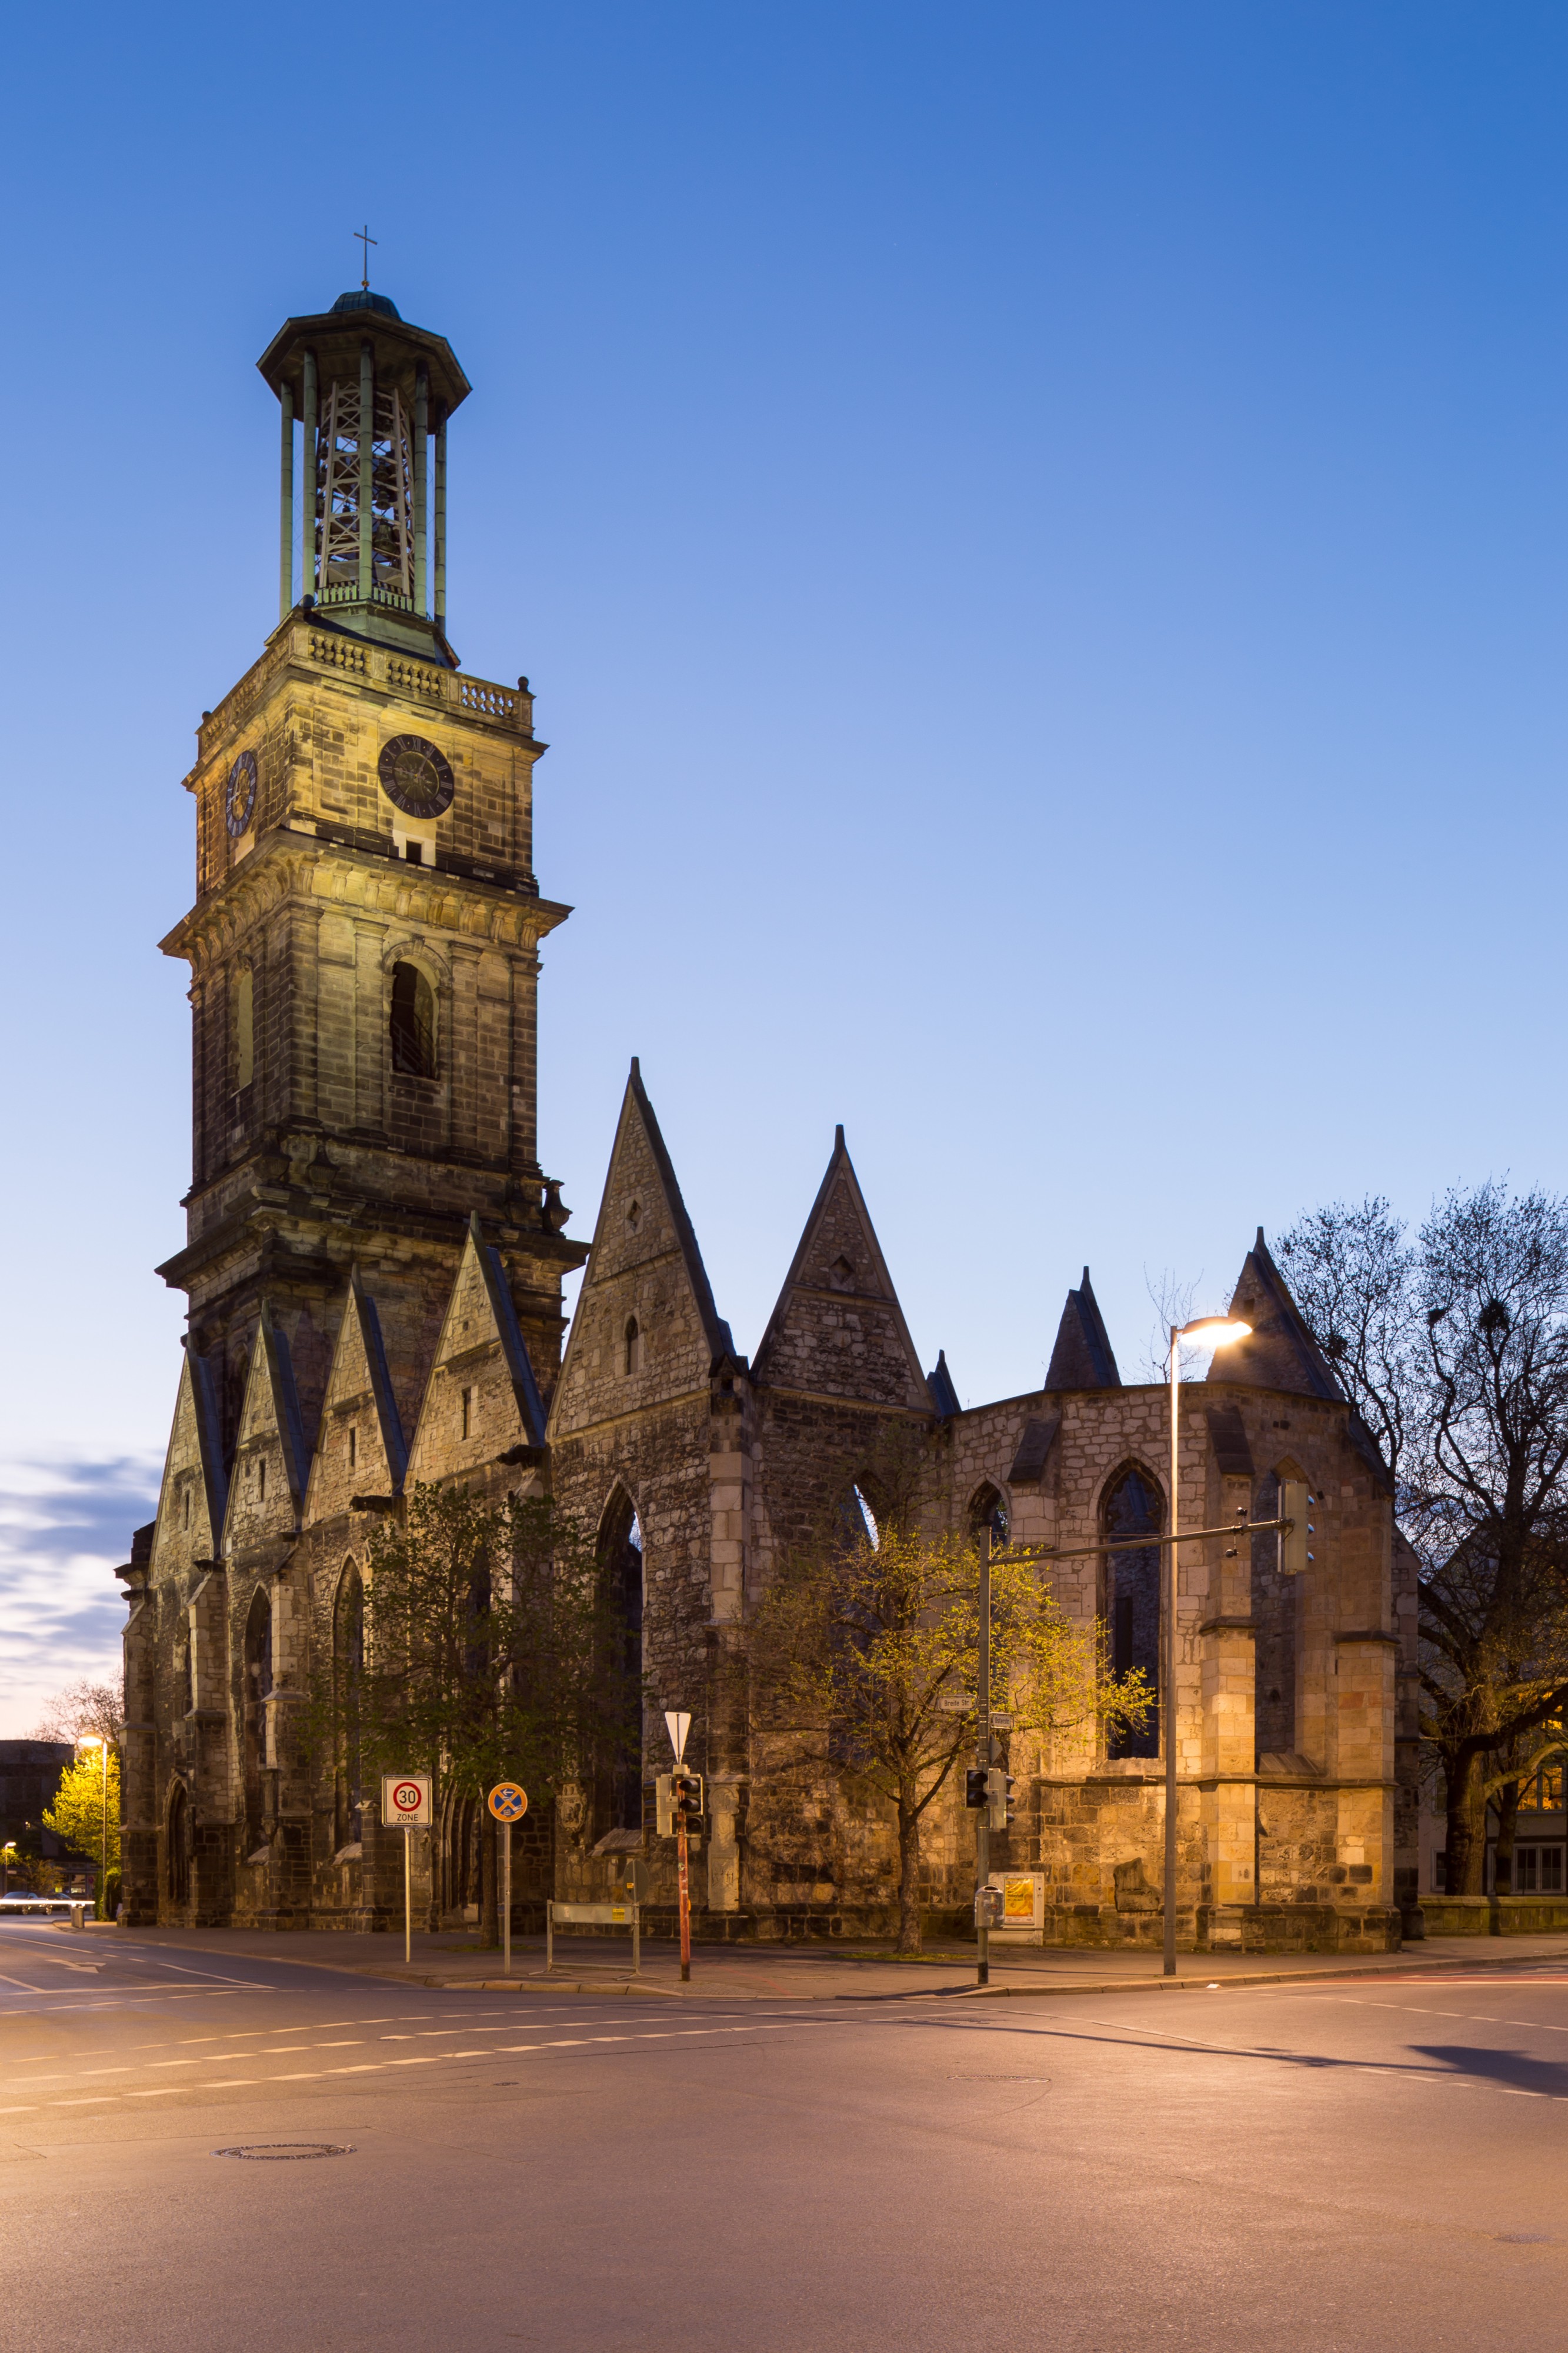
[677,1819,691,1982]
[976,1531,991,1988]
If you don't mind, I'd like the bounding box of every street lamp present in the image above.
[76,1737,108,1918]
[1164,1315,1252,1977]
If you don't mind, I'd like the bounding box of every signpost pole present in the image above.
[503,1819,512,1976]
[977,1530,992,1989]
[485,1783,528,1977]
[403,1827,412,1967]
[665,1710,693,1985]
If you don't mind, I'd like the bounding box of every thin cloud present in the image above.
[0,1451,162,1735]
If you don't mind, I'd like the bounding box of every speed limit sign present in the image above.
[381,1774,432,1828]
[488,1782,528,1822]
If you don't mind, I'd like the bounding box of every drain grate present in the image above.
[213,2143,354,2162]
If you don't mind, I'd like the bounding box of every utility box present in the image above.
[986,1871,1045,1944]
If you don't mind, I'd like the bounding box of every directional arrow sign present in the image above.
[665,1710,692,1766]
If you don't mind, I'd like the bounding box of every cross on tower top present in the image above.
[355,224,377,290]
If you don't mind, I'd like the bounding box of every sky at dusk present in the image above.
[1,2,1563,1727]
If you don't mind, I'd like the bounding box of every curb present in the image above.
[66,1931,1568,2002]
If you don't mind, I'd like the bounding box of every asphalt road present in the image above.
[1,1921,1566,2352]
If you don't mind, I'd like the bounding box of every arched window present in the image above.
[1103,1466,1162,1760]
[233,966,254,1089]
[243,1586,273,1852]
[334,1562,365,1852]
[1252,1470,1295,1758]
[167,1784,191,1905]
[839,1484,880,1551]
[599,1493,644,1830]
[624,1317,642,1375]
[389,961,437,1076]
[969,1482,1010,1554]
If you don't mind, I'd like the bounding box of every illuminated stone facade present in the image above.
[118,287,1419,1952]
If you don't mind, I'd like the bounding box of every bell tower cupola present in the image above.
[258,285,471,662]
[157,278,583,1464]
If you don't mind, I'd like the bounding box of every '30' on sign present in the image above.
[382,1774,433,1828]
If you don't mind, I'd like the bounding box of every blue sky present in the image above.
[1,4,1563,1727]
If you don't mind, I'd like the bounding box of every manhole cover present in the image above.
[213,2143,354,2162]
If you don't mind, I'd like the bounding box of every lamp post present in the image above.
[1163,1316,1252,1977]
[76,1737,109,1917]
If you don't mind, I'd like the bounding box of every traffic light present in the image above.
[672,1771,705,1827]
[1281,1481,1319,1578]
[965,1767,989,1808]
[986,1767,1016,1832]
[655,1774,673,1837]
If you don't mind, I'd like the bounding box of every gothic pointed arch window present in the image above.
[969,1482,1010,1554]
[1103,1464,1162,1761]
[389,961,438,1076]
[598,1491,643,1831]
[243,1585,273,1853]
[166,1782,191,1905]
[334,1560,366,1853]
[1251,1468,1295,1759]
[839,1483,880,1551]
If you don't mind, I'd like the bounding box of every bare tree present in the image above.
[31,1680,122,1747]
[1280,1183,1568,1895]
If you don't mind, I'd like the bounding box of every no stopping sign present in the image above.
[381,1774,433,1828]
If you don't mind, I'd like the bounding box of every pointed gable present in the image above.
[306,1270,413,1519]
[225,1306,309,1547]
[753,1126,930,1411]
[149,1350,225,1574]
[549,1061,736,1438]
[187,1349,229,1538]
[1045,1269,1121,1390]
[1208,1228,1344,1401]
[406,1217,549,1484]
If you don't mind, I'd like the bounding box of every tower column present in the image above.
[414,365,428,615]
[434,416,447,629]
[278,381,294,621]
[358,339,374,600]
[301,350,318,601]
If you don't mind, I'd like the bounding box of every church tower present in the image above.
[156,281,583,1451]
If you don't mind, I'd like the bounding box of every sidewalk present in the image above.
[56,1920,1568,2000]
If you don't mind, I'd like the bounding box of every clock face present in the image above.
[225,749,258,838]
[378,735,455,820]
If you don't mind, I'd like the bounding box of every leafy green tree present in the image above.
[308,1484,636,1945]
[44,1749,121,1889]
[750,1519,1150,1952]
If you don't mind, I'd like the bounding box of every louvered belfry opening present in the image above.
[315,376,416,606]
[258,288,472,656]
